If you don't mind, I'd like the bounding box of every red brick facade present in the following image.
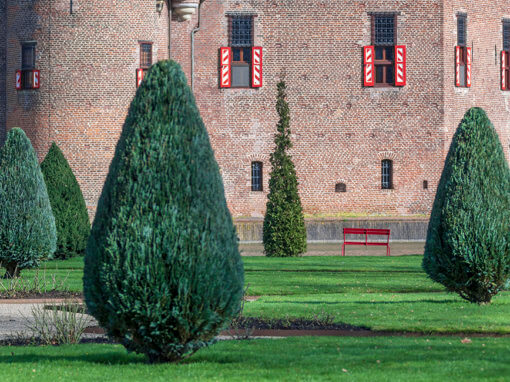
[1,1,509,218]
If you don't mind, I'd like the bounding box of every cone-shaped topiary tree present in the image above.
[0,128,56,278]
[263,81,307,257]
[423,107,510,304]
[41,142,90,260]
[84,60,244,363]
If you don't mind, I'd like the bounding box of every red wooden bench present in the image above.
[341,228,391,256]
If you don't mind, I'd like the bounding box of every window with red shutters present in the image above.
[455,14,471,88]
[502,21,510,91]
[371,14,396,87]
[21,42,36,90]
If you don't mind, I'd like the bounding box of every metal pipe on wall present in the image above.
[191,0,205,92]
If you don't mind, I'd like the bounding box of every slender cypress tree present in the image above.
[0,128,56,277]
[41,142,91,259]
[423,108,510,303]
[263,81,307,257]
[84,60,244,363]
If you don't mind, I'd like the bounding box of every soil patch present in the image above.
[0,291,82,301]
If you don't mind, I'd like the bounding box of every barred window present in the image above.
[230,16,253,47]
[251,162,263,191]
[372,14,396,86]
[140,43,153,70]
[21,42,36,89]
[457,14,467,46]
[374,15,395,46]
[504,21,510,51]
[381,160,393,190]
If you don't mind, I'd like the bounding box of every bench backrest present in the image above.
[343,228,391,236]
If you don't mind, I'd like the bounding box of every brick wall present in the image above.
[5,0,169,217]
[0,0,6,143]
[190,0,445,217]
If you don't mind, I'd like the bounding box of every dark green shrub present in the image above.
[41,142,90,259]
[423,107,510,304]
[84,60,244,363]
[263,81,307,257]
[0,128,56,278]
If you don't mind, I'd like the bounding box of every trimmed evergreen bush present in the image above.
[84,60,244,363]
[423,107,510,304]
[0,128,56,278]
[263,81,307,257]
[41,142,90,259]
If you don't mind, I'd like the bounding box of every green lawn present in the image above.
[2,254,510,334]
[1,337,509,381]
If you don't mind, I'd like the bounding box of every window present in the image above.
[457,14,468,87]
[335,183,347,193]
[140,42,153,72]
[423,180,428,190]
[502,21,510,91]
[230,15,253,87]
[251,162,263,191]
[21,43,36,89]
[372,14,396,86]
[381,160,393,189]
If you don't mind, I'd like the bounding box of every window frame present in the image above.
[21,42,36,90]
[251,161,263,192]
[381,159,393,190]
[456,14,468,88]
[139,42,153,72]
[503,21,510,91]
[371,13,397,88]
[228,15,254,88]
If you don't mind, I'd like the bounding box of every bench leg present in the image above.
[342,243,345,256]
[387,245,390,257]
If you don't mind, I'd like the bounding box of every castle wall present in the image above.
[5,0,170,215]
[190,0,446,217]
[0,0,6,143]
[443,0,510,161]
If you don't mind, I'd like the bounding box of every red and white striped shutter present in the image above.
[136,68,144,88]
[15,70,22,90]
[33,70,40,89]
[252,47,263,88]
[466,47,472,87]
[394,45,406,86]
[363,46,375,87]
[455,46,461,87]
[502,51,507,91]
[219,47,231,88]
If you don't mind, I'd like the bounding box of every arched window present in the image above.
[381,160,393,189]
[251,162,263,191]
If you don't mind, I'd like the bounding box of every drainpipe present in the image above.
[191,0,205,92]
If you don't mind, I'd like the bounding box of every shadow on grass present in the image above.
[261,298,462,305]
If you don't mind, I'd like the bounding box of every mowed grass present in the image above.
[1,337,510,381]
[1,253,510,333]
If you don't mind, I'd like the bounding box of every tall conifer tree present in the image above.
[0,128,56,277]
[263,81,307,257]
[41,142,90,259]
[423,108,510,303]
[84,60,244,362]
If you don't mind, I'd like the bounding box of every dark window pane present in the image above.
[21,70,33,89]
[376,66,384,83]
[459,64,466,87]
[504,22,510,51]
[243,48,252,63]
[251,162,263,191]
[382,160,393,189]
[335,183,347,193]
[22,44,35,70]
[386,65,394,84]
[385,47,394,61]
[374,15,395,45]
[232,65,250,87]
[457,15,467,46]
[231,16,253,47]
[232,48,241,62]
[140,43,152,69]
[375,46,384,60]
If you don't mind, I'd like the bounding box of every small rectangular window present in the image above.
[21,42,36,89]
[457,14,467,46]
[251,162,263,191]
[372,14,396,87]
[504,21,510,51]
[381,160,393,190]
[229,15,254,88]
[140,42,153,70]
